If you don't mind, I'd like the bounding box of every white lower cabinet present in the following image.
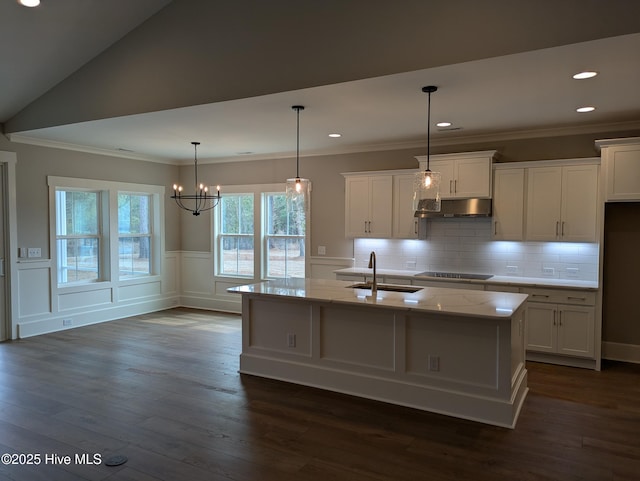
[524,289,595,359]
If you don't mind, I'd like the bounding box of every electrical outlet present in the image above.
[62,319,73,326]
[27,247,41,258]
[287,333,296,348]
[317,245,326,256]
[428,355,440,372]
[506,265,518,275]
[566,267,579,277]
[542,267,555,276]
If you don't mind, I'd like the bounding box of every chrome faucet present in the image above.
[368,251,377,295]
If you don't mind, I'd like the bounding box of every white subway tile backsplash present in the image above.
[354,217,599,281]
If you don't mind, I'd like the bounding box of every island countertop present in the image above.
[228,277,528,320]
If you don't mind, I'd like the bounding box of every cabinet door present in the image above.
[605,144,640,201]
[560,164,599,242]
[526,166,562,241]
[492,168,525,240]
[345,177,372,237]
[427,160,455,198]
[393,174,419,238]
[455,158,492,198]
[525,302,557,353]
[557,305,594,358]
[368,176,393,237]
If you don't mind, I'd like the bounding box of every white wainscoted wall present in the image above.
[16,252,181,338]
[15,250,355,338]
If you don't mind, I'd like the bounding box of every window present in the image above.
[264,193,305,278]
[55,190,101,284]
[49,176,164,289]
[118,193,152,278]
[219,193,254,276]
[215,184,308,280]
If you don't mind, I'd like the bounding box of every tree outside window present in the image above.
[118,193,152,278]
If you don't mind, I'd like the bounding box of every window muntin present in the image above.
[55,190,100,284]
[118,193,152,278]
[219,194,254,276]
[264,193,305,278]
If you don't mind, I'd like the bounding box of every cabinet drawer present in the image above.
[523,288,595,306]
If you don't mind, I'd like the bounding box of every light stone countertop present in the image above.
[228,278,529,320]
[334,267,599,290]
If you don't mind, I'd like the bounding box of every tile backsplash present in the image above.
[354,218,599,281]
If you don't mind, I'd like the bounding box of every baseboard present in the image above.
[602,341,640,364]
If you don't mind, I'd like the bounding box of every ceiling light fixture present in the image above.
[18,0,40,6]
[413,86,441,214]
[328,133,342,138]
[576,106,596,113]
[436,122,452,128]
[573,71,598,80]
[286,105,311,208]
[171,142,220,216]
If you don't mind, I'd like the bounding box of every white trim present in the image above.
[11,121,640,166]
[0,151,18,339]
[602,341,640,364]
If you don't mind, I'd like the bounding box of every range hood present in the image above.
[414,198,492,218]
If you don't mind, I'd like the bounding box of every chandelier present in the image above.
[285,105,311,207]
[413,85,442,214]
[171,142,220,216]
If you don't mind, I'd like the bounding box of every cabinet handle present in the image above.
[558,311,562,327]
[532,294,549,298]
[561,221,565,236]
[368,221,372,233]
[454,180,457,193]
[364,221,367,233]
[449,180,453,194]
[553,309,557,326]
[567,296,586,301]
[414,220,418,234]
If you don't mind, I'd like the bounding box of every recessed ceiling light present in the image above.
[328,133,341,138]
[436,122,452,128]
[573,71,598,80]
[18,0,40,6]
[576,106,596,113]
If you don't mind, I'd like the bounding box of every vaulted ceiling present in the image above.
[3,0,640,163]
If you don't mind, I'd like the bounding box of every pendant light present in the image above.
[171,142,221,216]
[285,105,311,208]
[413,85,441,215]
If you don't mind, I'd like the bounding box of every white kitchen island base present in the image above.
[231,279,529,428]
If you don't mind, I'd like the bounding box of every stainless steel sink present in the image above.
[347,283,423,293]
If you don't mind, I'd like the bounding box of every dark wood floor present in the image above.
[1,308,639,481]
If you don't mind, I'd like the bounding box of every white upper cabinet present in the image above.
[596,138,640,201]
[526,163,599,242]
[415,151,496,199]
[392,173,419,238]
[492,167,525,241]
[344,174,393,238]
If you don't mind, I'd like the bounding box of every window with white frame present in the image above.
[49,176,163,288]
[215,184,307,280]
[264,192,305,278]
[218,193,254,277]
[118,192,152,278]
[55,189,101,284]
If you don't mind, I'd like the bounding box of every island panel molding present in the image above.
[230,278,529,428]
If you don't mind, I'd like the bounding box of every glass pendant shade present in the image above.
[286,176,311,210]
[413,169,441,212]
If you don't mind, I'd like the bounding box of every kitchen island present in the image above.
[228,278,529,428]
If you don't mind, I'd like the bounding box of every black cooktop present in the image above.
[416,271,493,280]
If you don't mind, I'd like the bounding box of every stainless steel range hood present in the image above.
[414,198,492,218]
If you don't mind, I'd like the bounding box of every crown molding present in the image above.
[7,119,640,165]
